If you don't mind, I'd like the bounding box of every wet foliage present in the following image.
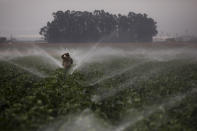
[0,57,197,131]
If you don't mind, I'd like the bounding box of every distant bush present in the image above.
[0,37,7,43]
[40,10,158,43]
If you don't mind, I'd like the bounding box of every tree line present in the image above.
[40,10,158,43]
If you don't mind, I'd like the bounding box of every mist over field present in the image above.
[0,42,197,131]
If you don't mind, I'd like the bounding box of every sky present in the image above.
[0,0,197,40]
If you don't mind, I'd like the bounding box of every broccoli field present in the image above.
[0,43,197,131]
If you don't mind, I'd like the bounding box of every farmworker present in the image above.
[61,52,73,69]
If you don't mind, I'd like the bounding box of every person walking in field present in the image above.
[61,52,73,69]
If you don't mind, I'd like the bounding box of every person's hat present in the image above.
[65,53,70,56]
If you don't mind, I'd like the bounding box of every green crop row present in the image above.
[0,58,197,131]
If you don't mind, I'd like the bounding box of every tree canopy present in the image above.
[40,10,158,43]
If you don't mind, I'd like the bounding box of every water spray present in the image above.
[0,57,47,78]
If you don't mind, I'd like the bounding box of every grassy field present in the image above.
[0,42,197,131]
